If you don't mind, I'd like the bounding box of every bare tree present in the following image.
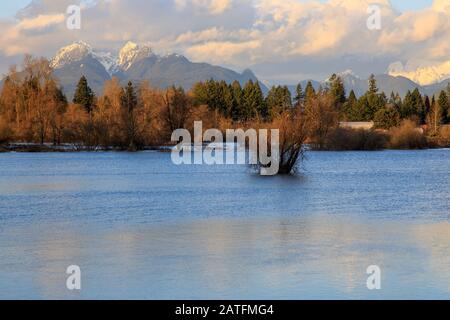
[304,94,339,150]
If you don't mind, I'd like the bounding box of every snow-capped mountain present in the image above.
[92,51,121,76]
[117,41,154,71]
[388,61,450,86]
[50,41,264,98]
[51,41,93,69]
[47,41,448,100]
[51,41,119,76]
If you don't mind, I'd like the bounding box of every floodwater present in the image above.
[0,149,449,299]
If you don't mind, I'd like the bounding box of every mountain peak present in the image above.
[338,69,360,79]
[49,41,267,98]
[51,41,93,69]
[118,41,154,71]
[388,60,450,86]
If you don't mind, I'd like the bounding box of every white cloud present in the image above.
[16,14,65,31]
[388,60,450,86]
[0,0,448,84]
[174,0,232,15]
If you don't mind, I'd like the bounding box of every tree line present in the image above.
[1,56,449,152]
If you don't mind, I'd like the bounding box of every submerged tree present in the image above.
[256,106,308,175]
[275,109,308,174]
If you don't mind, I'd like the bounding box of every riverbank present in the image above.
[1,142,449,153]
[0,143,175,153]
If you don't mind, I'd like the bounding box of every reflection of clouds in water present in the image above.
[2,216,450,299]
[413,222,450,294]
[27,230,86,299]
[1,181,82,194]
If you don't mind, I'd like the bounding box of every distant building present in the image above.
[339,122,374,130]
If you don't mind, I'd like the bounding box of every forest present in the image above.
[1,55,449,153]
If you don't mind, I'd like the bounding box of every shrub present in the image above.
[389,120,428,149]
[437,125,450,147]
[0,116,12,144]
[324,127,388,151]
[374,106,401,129]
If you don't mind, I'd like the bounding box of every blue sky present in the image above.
[391,0,434,11]
[0,1,31,18]
[0,0,436,18]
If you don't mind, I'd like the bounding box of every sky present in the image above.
[0,0,448,85]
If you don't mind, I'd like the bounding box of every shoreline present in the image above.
[0,143,174,153]
[1,142,449,153]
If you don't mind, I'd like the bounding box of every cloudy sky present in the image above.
[0,0,448,85]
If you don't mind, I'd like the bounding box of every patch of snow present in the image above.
[338,69,360,79]
[92,51,119,76]
[388,60,450,85]
[51,41,92,69]
[51,41,191,75]
[118,41,154,71]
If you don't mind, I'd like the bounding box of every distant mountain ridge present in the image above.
[286,70,449,99]
[50,41,266,98]
[1,42,448,100]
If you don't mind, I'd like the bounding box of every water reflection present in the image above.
[1,215,449,299]
[0,150,449,299]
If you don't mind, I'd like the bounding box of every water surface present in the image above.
[0,150,449,299]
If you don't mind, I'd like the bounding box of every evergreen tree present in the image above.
[121,81,137,112]
[230,81,243,122]
[374,107,401,129]
[357,75,385,120]
[120,81,138,150]
[402,90,413,118]
[389,91,396,104]
[265,85,292,121]
[343,90,359,121]
[73,76,94,113]
[304,81,316,105]
[242,80,264,121]
[328,74,346,105]
[401,89,423,120]
[391,92,403,114]
[423,95,431,125]
[438,90,449,124]
[294,83,305,107]
[356,95,370,121]
[368,74,378,94]
[218,80,233,117]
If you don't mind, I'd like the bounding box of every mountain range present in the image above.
[49,41,264,99]
[287,70,449,100]
[2,41,449,100]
